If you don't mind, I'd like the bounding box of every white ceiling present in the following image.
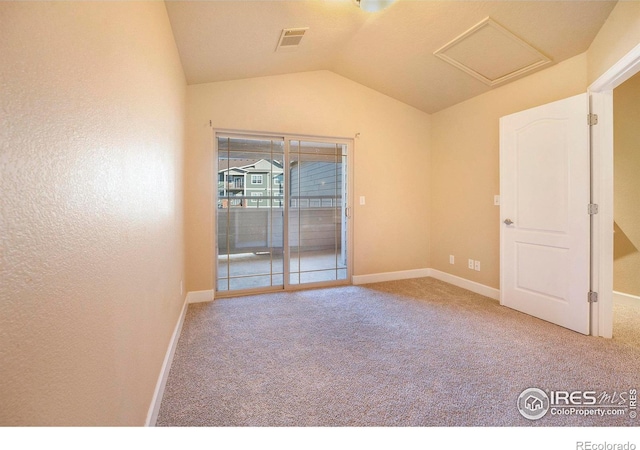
[165,0,617,114]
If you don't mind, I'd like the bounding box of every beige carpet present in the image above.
[156,277,640,426]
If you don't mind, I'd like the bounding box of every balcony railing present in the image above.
[217,203,342,254]
[218,180,244,190]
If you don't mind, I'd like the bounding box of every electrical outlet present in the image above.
[449,255,455,265]
[468,259,474,269]
[359,196,365,205]
[474,260,481,271]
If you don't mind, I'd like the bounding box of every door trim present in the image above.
[589,42,640,338]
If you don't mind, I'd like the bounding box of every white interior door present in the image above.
[500,93,591,335]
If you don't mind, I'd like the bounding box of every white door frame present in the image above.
[589,42,640,338]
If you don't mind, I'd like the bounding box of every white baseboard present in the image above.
[145,295,189,427]
[352,268,431,285]
[352,267,500,300]
[613,291,640,303]
[428,269,500,300]
[186,289,215,304]
[145,289,215,425]
[145,271,499,425]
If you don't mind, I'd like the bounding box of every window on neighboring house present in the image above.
[251,174,263,185]
[251,192,263,204]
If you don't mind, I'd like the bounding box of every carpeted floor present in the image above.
[156,277,640,426]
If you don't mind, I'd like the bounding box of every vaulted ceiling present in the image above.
[166,0,617,114]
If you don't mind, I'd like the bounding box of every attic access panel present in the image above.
[434,17,551,86]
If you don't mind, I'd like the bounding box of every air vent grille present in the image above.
[276,28,308,52]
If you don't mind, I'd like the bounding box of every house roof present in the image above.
[166,0,617,114]
[218,158,284,173]
[218,159,261,172]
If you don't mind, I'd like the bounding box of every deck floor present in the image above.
[217,249,347,292]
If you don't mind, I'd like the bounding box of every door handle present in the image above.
[345,207,351,219]
[504,218,514,225]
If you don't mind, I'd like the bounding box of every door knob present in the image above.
[504,218,514,225]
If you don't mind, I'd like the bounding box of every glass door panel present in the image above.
[216,136,284,293]
[288,141,348,286]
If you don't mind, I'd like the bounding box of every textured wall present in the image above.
[613,72,640,297]
[185,71,431,291]
[0,2,186,425]
[430,54,588,289]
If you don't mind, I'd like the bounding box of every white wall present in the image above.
[430,54,589,289]
[587,1,640,85]
[0,2,186,425]
[184,70,431,291]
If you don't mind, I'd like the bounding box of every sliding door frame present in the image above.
[213,128,354,297]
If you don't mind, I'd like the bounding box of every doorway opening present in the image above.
[589,42,640,337]
[611,73,640,339]
[215,132,352,296]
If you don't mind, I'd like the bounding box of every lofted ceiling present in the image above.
[165,0,617,114]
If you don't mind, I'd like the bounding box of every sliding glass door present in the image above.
[216,133,351,296]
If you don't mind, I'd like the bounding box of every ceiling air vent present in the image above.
[276,28,308,52]
[434,18,551,86]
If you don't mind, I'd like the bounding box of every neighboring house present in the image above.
[289,160,343,209]
[218,159,284,208]
[219,158,344,209]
